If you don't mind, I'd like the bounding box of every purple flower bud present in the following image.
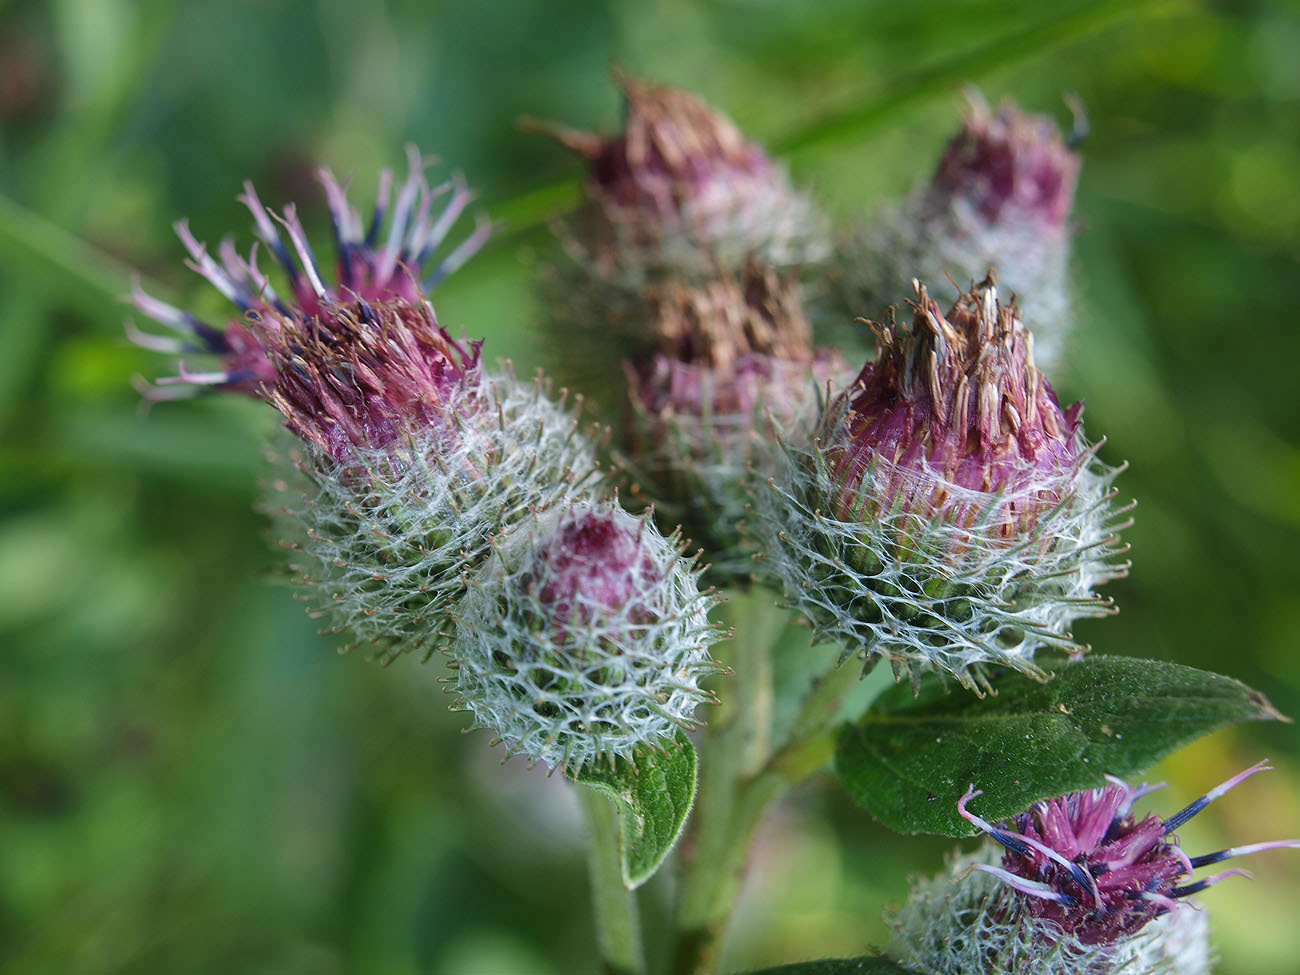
[523,505,658,632]
[751,275,1128,690]
[130,147,492,459]
[933,93,1080,232]
[958,762,1300,948]
[841,91,1082,372]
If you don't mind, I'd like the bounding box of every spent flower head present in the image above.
[536,72,826,273]
[624,259,848,580]
[751,275,1129,691]
[534,74,829,400]
[451,500,724,772]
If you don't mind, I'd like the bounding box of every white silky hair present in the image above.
[264,369,601,664]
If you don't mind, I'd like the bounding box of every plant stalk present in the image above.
[672,620,870,975]
[578,785,645,975]
[670,592,785,974]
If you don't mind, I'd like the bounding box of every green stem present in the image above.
[672,638,872,975]
[670,591,785,975]
[578,785,645,975]
[768,656,870,783]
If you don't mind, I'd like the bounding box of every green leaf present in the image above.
[834,655,1286,837]
[742,954,918,974]
[576,730,698,890]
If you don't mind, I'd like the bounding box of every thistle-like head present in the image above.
[933,91,1081,233]
[452,500,723,772]
[130,147,492,459]
[841,92,1082,373]
[543,73,772,226]
[533,73,826,276]
[946,763,1300,962]
[623,261,847,580]
[751,274,1128,690]
[832,275,1081,537]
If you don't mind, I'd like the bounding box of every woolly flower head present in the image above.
[267,371,600,662]
[842,91,1081,372]
[890,764,1299,974]
[624,259,848,580]
[534,74,829,397]
[452,500,724,772]
[537,72,827,275]
[134,151,602,660]
[751,276,1129,691]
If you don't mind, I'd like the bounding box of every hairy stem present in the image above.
[578,785,645,975]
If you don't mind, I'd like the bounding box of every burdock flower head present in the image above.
[752,275,1128,691]
[534,74,829,398]
[452,499,724,772]
[131,150,600,661]
[537,71,827,274]
[131,145,491,422]
[624,259,847,580]
[889,764,1300,974]
[842,90,1082,372]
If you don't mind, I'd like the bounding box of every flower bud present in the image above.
[751,276,1128,691]
[890,764,1300,974]
[842,91,1081,372]
[624,260,848,580]
[452,500,724,772]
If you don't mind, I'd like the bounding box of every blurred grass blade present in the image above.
[773,0,1165,158]
[0,192,138,317]
[0,0,1162,309]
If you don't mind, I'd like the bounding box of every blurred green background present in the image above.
[2,0,1298,972]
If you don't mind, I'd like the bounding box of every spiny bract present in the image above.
[451,499,724,773]
[750,276,1129,692]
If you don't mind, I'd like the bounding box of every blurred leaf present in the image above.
[742,953,917,974]
[576,730,697,890]
[834,655,1285,836]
